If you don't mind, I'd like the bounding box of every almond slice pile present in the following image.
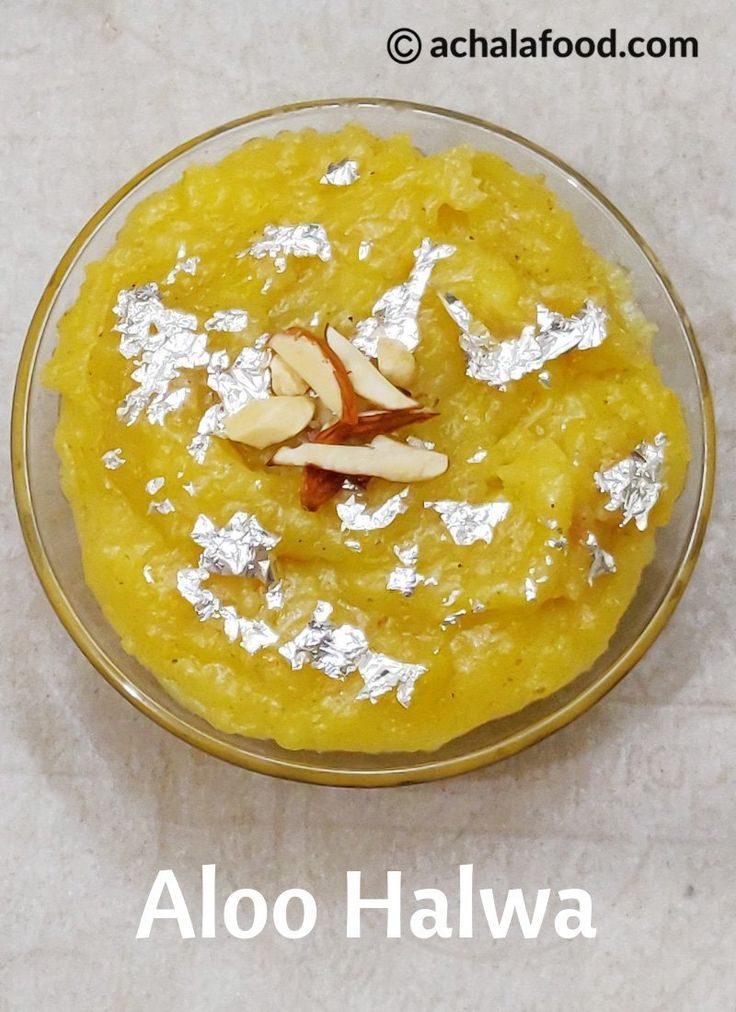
[223,324,448,509]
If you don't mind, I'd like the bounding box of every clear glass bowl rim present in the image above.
[11,97,716,787]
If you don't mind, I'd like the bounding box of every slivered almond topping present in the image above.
[325,324,417,410]
[315,407,437,445]
[224,396,315,449]
[376,336,417,388]
[270,328,358,422]
[272,436,448,483]
[270,353,309,396]
[301,408,436,510]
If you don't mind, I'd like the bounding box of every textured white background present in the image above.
[2,1,733,1009]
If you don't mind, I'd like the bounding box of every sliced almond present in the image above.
[270,328,358,421]
[272,435,448,483]
[325,325,417,410]
[315,407,437,445]
[270,354,309,396]
[301,466,348,511]
[224,396,315,449]
[377,336,417,389]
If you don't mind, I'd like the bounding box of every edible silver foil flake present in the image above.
[143,565,154,584]
[442,589,461,608]
[176,511,280,654]
[353,238,456,355]
[320,158,360,186]
[182,482,196,496]
[176,568,277,655]
[265,580,285,611]
[467,449,487,464]
[191,511,279,584]
[355,653,426,708]
[261,277,273,295]
[279,602,425,706]
[344,539,362,553]
[114,283,210,426]
[406,436,435,450]
[102,448,125,469]
[584,532,617,585]
[145,476,165,495]
[440,293,608,388]
[594,433,666,530]
[386,544,423,597]
[524,577,538,602]
[424,499,511,546]
[149,498,175,515]
[204,309,248,333]
[242,223,332,273]
[545,535,568,550]
[358,240,373,261]
[188,345,271,463]
[336,487,409,532]
[538,370,552,388]
[442,609,466,628]
[164,244,200,286]
[279,602,368,680]
[239,618,279,654]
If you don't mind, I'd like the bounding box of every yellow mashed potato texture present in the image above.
[46,125,688,752]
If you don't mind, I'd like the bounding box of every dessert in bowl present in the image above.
[14,101,713,783]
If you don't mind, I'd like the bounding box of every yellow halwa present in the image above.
[46,125,688,752]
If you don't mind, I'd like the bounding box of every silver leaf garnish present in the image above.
[344,539,362,553]
[265,580,285,611]
[204,309,248,333]
[114,283,210,426]
[467,449,487,464]
[358,240,373,261]
[182,482,196,496]
[524,577,538,602]
[163,244,199,286]
[188,345,271,463]
[190,511,279,584]
[261,277,273,295]
[279,602,425,706]
[148,498,175,515]
[406,436,435,450]
[356,653,426,708]
[353,238,456,355]
[440,293,608,388]
[176,511,281,654]
[279,602,368,681]
[241,223,332,274]
[336,487,409,532]
[583,532,617,584]
[424,499,511,546]
[442,609,466,628]
[545,535,568,550]
[594,433,666,530]
[102,448,125,469]
[176,568,277,655]
[386,544,424,597]
[145,476,165,496]
[320,158,360,186]
[143,565,154,584]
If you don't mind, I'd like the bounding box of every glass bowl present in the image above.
[12,98,715,787]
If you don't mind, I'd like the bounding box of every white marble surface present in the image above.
[2,1,733,1009]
